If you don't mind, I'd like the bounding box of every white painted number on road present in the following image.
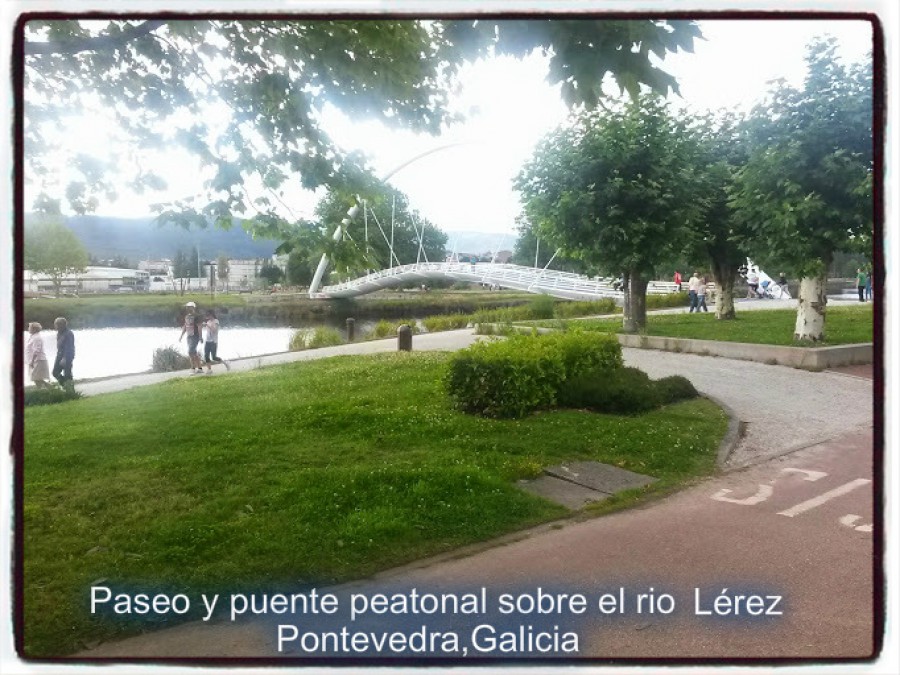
[839,514,873,533]
[711,467,828,505]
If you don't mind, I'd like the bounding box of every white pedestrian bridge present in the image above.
[310,262,680,300]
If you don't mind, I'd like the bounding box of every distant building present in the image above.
[23,266,151,294]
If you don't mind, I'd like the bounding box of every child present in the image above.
[203,309,230,374]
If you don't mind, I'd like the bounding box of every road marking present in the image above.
[712,484,774,505]
[777,479,871,518]
[780,468,828,482]
[839,514,873,533]
[711,467,828,506]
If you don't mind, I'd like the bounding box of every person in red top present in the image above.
[674,270,682,292]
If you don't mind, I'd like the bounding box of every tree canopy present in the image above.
[515,95,706,330]
[21,17,702,230]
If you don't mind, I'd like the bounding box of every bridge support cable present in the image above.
[527,248,561,292]
[367,206,403,269]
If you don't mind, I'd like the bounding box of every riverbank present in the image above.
[23,289,540,329]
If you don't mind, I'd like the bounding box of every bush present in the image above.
[471,306,534,324]
[152,346,191,372]
[290,327,344,351]
[445,331,622,419]
[528,294,556,319]
[423,314,471,333]
[558,367,661,415]
[655,375,699,404]
[646,292,690,310]
[554,298,618,318]
[367,319,421,340]
[24,385,82,407]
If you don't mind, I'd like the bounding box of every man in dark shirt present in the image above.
[52,316,75,386]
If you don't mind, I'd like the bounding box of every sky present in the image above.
[25,17,874,239]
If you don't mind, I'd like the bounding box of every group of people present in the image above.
[179,301,230,374]
[856,268,873,302]
[25,317,75,389]
[25,301,230,388]
[685,271,709,313]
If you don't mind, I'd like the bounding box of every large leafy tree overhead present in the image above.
[21,17,701,230]
[515,95,706,331]
[729,38,873,341]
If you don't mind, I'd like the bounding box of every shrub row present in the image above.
[646,292,690,310]
[422,314,471,332]
[289,327,345,351]
[446,331,623,419]
[366,319,421,340]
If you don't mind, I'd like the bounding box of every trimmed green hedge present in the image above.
[445,331,622,418]
[559,369,699,415]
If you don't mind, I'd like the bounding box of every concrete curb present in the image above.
[704,394,744,468]
[616,334,873,370]
[475,323,873,371]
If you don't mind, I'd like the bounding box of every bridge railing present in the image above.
[314,262,697,300]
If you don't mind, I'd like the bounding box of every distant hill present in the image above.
[26,215,284,262]
[23,216,522,268]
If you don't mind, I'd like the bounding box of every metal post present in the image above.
[346,318,355,342]
[397,324,412,351]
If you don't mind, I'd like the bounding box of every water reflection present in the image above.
[21,326,334,382]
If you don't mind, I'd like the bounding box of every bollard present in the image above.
[397,324,412,351]
[346,317,355,342]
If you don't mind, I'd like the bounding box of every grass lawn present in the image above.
[23,353,727,656]
[531,305,873,346]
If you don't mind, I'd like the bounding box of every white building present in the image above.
[23,267,151,294]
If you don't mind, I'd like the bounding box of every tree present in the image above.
[171,248,193,279]
[515,95,706,332]
[23,219,89,297]
[216,253,230,290]
[286,250,313,287]
[684,112,754,319]
[511,215,595,274]
[258,264,284,286]
[21,18,701,227]
[729,39,873,341]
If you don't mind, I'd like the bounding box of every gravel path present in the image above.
[620,348,872,467]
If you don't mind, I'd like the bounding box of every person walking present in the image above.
[777,272,789,298]
[855,268,866,302]
[865,270,872,301]
[746,269,760,299]
[179,301,204,374]
[673,270,682,292]
[202,309,230,374]
[25,322,50,388]
[687,271,702,312]
[696,275,709,312]
[52,317,75,386]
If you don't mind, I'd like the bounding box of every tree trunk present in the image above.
[794,271,828,341]
[712,261,737,320]
[622,271,648,333]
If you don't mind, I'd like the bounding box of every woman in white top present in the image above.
[25,322,50,387]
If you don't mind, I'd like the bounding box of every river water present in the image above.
[21,325,351,382]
